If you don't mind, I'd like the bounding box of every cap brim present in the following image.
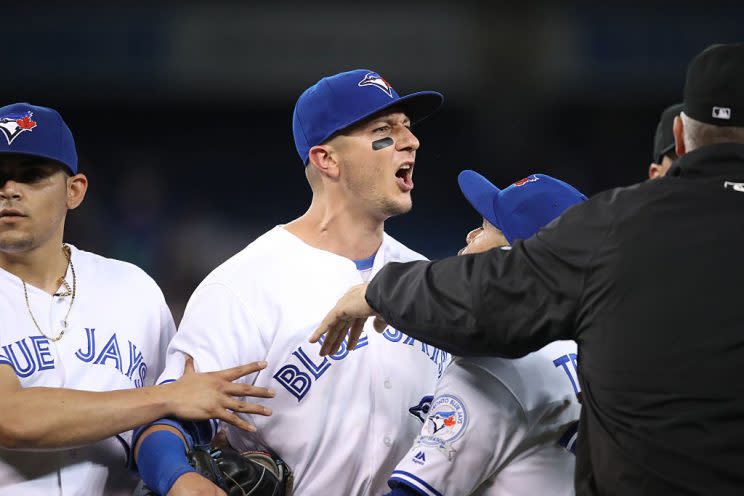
[329,91,444,141]
[394,91,444,125]
[0,149,75,175]
[457,169,502,229]
[654,143,675,164]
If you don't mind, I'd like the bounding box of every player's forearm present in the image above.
[0,384,175,449]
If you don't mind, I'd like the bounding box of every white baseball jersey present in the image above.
[158,226,449,496]
[390,340,580,496]
[0,245,176,496]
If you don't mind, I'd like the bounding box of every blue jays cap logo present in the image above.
[358,72,394,98]
[513,175,540,187]
[0,111,37,145]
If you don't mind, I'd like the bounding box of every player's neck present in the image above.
[0,235,69,295]
[285,196,384,260]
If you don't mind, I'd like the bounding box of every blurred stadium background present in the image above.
[4,1,742,321]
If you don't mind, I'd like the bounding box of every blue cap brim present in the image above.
[395,91,444,125]
[0,149,75,175]
[325,91,443,144]
[457,169,502,230]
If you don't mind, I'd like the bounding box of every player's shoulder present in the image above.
[69,244,164,296]
[454,340,577,403]
[460,340,576,378]
[194,225,312,296]
[381,232,428,262]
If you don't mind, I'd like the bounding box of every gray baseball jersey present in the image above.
[390,340,580,496]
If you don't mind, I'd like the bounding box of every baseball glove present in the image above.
[134,446,293,496]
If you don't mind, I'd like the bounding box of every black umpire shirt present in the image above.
[366,143,744,495]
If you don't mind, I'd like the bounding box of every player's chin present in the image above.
[383,194,412,217]
[0,231,35,253]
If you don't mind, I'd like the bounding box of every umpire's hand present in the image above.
[309,283,387,356]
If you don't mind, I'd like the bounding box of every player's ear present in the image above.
[673,115,686,158]
[648,163,662,179]
[66,173,88,210]
[307,145,340,179]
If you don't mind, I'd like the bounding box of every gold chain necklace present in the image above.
[22,244,77,342]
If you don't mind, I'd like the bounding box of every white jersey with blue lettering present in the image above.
[0,245,176,496]
[390,340,580,496]
[157,226,448,496]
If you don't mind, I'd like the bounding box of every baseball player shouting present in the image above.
[386,171,585,496]
[133,69,448,496]
[0,103,273,496]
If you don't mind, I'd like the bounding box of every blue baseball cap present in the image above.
[0,102,77,174]
[458,170,587,244]
[292,69,443,164]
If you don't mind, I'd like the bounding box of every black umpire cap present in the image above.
[684,42,744,127]
[653,103,683,164]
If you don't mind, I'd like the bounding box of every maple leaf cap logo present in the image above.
[17,115,37,130]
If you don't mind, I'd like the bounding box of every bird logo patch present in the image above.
[416,394,468,460]
[409,395,434,423]
[358,72,395,98]
[0,111,37,145]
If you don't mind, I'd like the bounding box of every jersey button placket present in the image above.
[383,377,393,448]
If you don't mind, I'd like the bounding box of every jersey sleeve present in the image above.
[156,282,267,384]
[366,197,612,358]
[389,358,529,496]
[144,285,177,386]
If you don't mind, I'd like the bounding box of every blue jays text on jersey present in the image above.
[274,326,449,402]
[0,328,151,387]
[553,352,580,455]
[553,352,580,398]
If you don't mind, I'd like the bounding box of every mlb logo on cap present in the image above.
[0,102,78,174]
[712,106,731,120]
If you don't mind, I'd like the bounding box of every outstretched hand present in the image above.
[164,357,274,433]
[309,283,388,356]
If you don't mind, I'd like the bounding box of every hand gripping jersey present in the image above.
[157,226,449,495]
[390,340,580,496]
[0,245,176,496]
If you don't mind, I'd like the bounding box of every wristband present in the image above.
[137,429,195,495]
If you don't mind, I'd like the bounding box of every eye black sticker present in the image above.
[372,137,394,150]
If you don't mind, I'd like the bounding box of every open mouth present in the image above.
[395,163,414,192]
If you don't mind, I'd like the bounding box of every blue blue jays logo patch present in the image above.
[358,72,394,98]
[409,395,434,423]
[0,111,37,145]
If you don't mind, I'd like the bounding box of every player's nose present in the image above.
[0,180,22,200]
[395,125,420,152]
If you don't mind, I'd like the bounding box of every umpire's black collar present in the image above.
[668,143,744,180]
